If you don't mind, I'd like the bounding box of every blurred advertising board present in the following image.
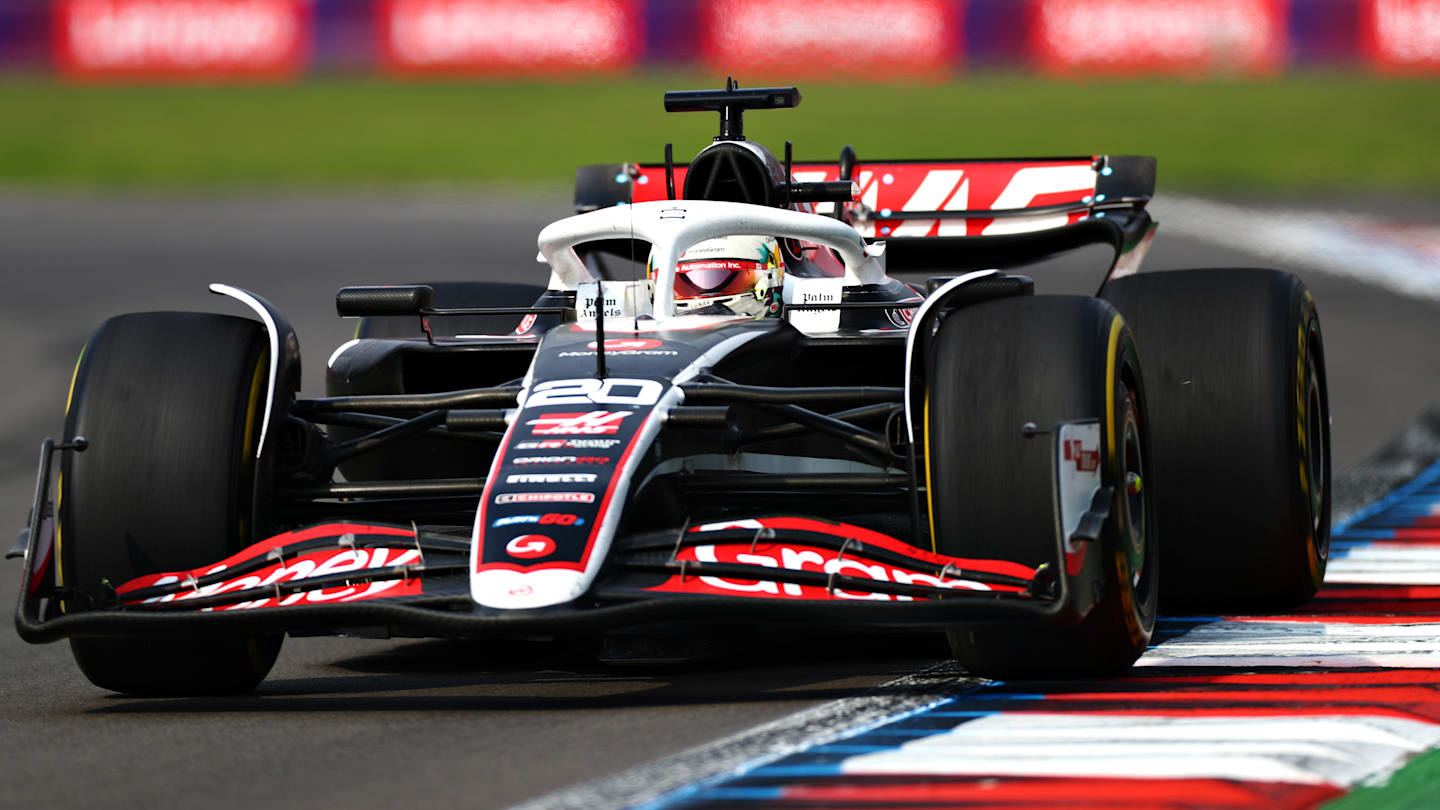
[1363,0,1440,70]
[17,0,1440,79]
[55,0,309,79]
[699,0,961,76]
[378,0,642,74]
[1030,0,1288,74]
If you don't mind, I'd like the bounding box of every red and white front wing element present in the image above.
[115,523,424,610]
[647,517,1037,600]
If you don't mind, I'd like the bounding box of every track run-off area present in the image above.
[2,192,1439,810]
[517,196,1440,810]
[567,460,1440,810]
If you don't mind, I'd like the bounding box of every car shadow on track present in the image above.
[83,631,962,714]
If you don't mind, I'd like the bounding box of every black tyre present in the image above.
[926,295,1158,677]
[1101,268,1329,610]
[60,312,283,695]
[355,281,547,339]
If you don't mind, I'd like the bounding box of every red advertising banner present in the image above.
[1363,0,1440,71]
[55,0,308,79]
[1031,0,1287,75]
[378,0,642,75]
[699,0,960,77]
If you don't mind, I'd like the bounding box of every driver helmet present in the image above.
[649,235,783,318]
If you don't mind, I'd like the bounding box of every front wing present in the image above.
[16,520,1073,645]
[15,432,1105,642]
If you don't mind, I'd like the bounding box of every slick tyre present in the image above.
[355,281,547,339]
[927,296,1158,678]
[1101,268,1329,610]
[59,312,282,695]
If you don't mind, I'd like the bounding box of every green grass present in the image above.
[1,74,1436,194]
[1323,748,1440,810]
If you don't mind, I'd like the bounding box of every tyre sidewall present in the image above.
[59,312,281,694]
[933,297,1156,676]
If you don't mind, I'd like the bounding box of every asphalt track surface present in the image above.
[1,191,1438,809]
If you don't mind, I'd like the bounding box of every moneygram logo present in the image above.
[494,492,595,505]
[587,338,663,351]
[527,411,630,435]
[559,345,679,358]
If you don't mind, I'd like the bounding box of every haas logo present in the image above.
[527,411,631,435]
[506,535,556,559]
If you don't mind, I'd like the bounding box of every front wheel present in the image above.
[60,312,283,695]
[925,295,1158,677]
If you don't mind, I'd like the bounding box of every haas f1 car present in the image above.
[13,82,1330,694]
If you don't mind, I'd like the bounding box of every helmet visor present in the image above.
[674,259,763,300]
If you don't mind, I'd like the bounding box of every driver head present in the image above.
[649,234,783,318]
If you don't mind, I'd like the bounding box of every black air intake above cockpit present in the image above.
[682,142,780,206]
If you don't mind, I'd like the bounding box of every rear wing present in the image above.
[575,155,1157,280]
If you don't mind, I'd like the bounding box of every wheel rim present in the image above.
[1304,343,1327,542]
[1120,384,1153,606]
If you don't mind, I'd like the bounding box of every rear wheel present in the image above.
[60,312,282,695]
[926,295,1158,677]
[1101,268,1329,610]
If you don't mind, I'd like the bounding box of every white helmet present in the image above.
[649,234,783,318]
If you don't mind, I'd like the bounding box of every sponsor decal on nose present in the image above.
[516,438,621,450]
[506,473,598,484]
[494,492,595,505]
[505,534,556,559]
[527,411,630,435]
[586,338,664,351]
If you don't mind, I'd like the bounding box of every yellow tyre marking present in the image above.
[924,391,938,553]
[237,350,268,543]
[1106,315,1124,459]
[64,346,85,414]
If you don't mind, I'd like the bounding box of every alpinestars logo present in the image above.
[527,411,630,435]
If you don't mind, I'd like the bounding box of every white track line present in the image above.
[505,663,973,810]
[1150,194,1440,302]
[841,712,1440,785]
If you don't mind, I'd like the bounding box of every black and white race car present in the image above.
[13,81,1330,694]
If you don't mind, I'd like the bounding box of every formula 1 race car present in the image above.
[12,81,1330,694]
